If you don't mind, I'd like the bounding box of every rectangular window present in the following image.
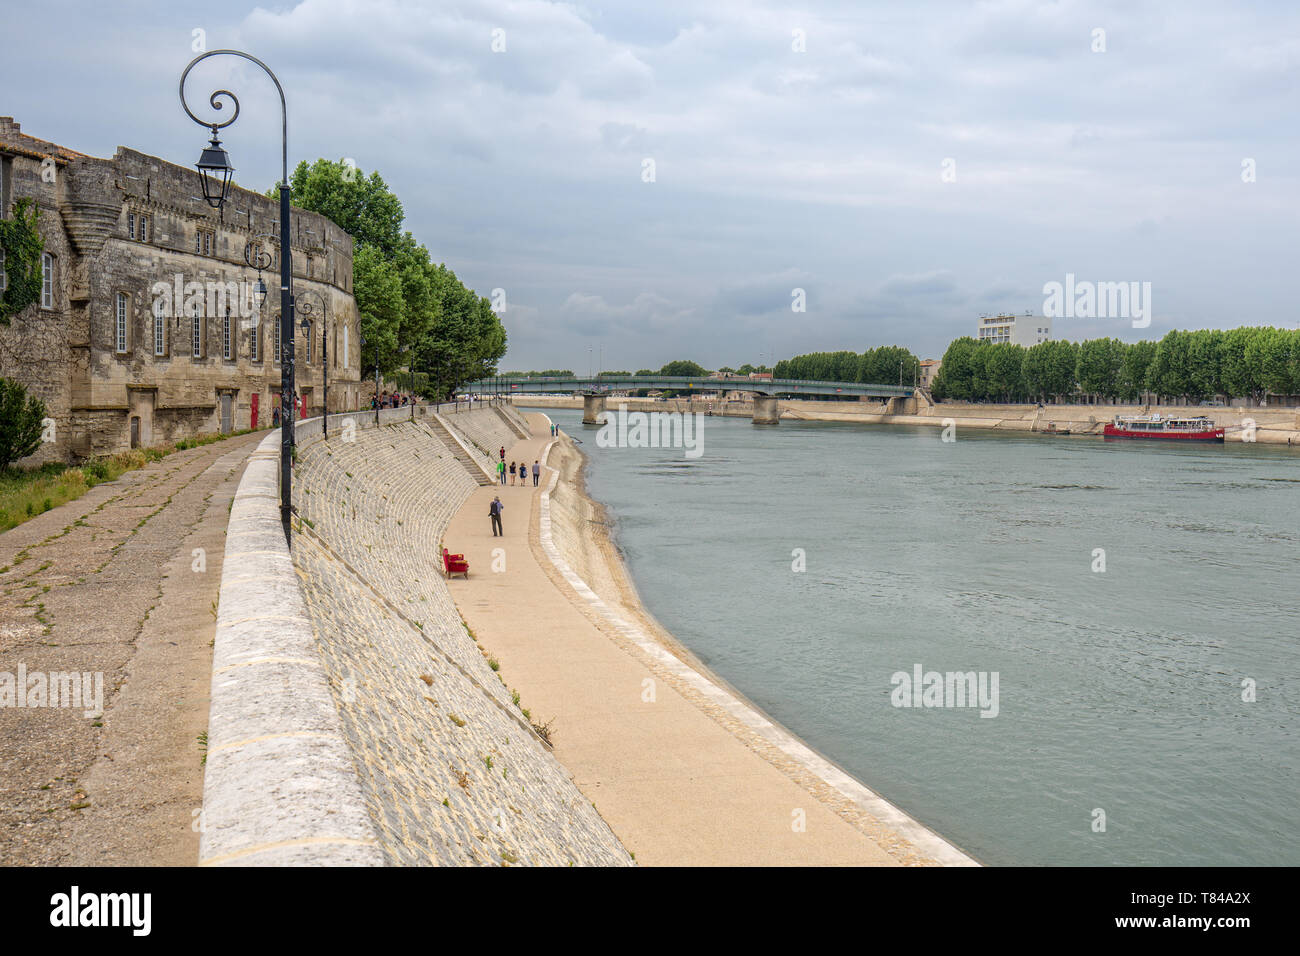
[41,254,53,309]
[139,215,149,242]
[195,232,201,254]
[342,325,349,370]
[250,315,260,362]
[128,213,135,239]
[223,310,232,360]
[274,315,281,363]
[196,229,214,256]
[192,314,202,359]
[204,232,212,256]
[153,303,165,356]
[115,293,128,352]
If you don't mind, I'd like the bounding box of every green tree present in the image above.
[1121,340,1156,402]
[1076,338,1125,401]
[658,360,709,377]
[281,159,405,257]
[1220,327,1261,400]
[931,337,979,401]
[1147,330,1195,401]
[1246,327,1294,397]
[282,159,506,396]
[0,377,46,468]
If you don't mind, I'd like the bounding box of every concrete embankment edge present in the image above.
[520,395,1300,444]
[200,426,384,866]
[535,427,979,867]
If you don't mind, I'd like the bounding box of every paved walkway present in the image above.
[444,414,900,865]
[0,431,264,865]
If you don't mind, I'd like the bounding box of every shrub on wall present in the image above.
[0,199,44,323]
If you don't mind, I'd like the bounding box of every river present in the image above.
[533,405,1299,866]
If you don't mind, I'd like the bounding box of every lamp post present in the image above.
[297,288,328,437]
[182,49,294,539]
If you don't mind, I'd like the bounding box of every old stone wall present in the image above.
[0,117,363,463]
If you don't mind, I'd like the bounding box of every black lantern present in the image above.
[196,128,234,209]
[253,274,268,311]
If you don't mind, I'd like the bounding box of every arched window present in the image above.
[41,253,54,309]
[115,292,129,353]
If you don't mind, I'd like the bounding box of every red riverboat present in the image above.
[1103,415,1225,442]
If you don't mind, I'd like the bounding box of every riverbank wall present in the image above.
[516,395,1300,444]
[201,401,632,866]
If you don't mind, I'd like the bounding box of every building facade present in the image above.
[918,359,941,388]
[0,117,361,464]
[976,312,1052,347]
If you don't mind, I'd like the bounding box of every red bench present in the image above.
[442,547,469,578]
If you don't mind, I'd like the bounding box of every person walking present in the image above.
[497,459,506,485]
[499,445,506,461]
[532,460,540,486]
[509,460,517,485]
[489,496,503,536]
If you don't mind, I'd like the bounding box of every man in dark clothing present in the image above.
[489,496,504,536]
[532,460,540,486]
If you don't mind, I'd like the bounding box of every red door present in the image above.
[250,393,259,429]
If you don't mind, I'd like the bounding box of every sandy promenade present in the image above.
[443,412,972,866]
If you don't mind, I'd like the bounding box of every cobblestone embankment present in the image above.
[274,407,631,865]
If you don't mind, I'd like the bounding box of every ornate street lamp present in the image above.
[195,128,234,210]
[182,50,295,540]
[297,288,329,437]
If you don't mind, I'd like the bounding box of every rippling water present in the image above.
[535,406,1300,866]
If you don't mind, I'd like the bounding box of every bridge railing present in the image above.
[466,375,912,397]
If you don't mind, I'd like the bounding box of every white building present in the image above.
[977,313,1051,347]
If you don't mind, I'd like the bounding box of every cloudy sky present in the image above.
[9,0,1299,370]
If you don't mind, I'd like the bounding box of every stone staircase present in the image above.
[427,417,494,485]
[495,405,531,440]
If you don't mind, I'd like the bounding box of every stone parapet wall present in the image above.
[202,428,384,866]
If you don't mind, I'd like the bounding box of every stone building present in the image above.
[0,117,361,464]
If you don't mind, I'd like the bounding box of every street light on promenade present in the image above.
[296,288,329,437]
[181,49,294,540]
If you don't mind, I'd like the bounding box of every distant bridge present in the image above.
[467,374,915,424]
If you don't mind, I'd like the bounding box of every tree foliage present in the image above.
[932,327,1300,403]
[281,159,507,398]
[658,360,710,377]
[0,199,44,324]
[0,377,46,468]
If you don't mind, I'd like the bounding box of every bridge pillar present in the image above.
[582,393,607,424]
[752,395,780,424]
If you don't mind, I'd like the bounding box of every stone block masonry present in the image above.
[0,117,363,464]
